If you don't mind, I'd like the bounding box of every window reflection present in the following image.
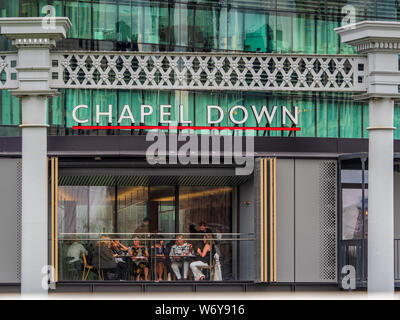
[58,186,115,234]
[342,188,368,240]
[117,187,148,234]
[341,170,362,184]
[179,186,232,233]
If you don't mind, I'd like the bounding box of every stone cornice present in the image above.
[0,17,71,44]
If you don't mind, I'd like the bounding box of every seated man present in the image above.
[66,240,88,280]
[170,235,192,280]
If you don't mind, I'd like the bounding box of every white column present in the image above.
[336,21,400,293]
[20,95,48,295]
[367,98,395,292]
[0,17,71,296]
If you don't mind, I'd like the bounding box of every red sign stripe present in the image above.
[72,125,300,131]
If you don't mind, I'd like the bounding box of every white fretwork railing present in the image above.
[0,53,18,90]
[0,51,368,92]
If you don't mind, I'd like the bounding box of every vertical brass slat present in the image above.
[50,158,55,283]
[260,158,264,282]
[263,158,267,282]
[273,158,277,282]
[55,157,59,282]
[269,159,273,282]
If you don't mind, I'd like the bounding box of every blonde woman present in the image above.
[92,236,118,280]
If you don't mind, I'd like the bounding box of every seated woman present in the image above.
[153,237,166,282]
[92,236,118,280]
[190,234,213,281]
[129,237,150,281]
[111,239,129,280]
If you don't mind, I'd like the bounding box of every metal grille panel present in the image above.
[49,52,367,92]
[319,160,337,281]
[15,160,22,281]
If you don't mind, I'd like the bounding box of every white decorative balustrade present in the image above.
[0,53,18,90]
[0,51,368,92]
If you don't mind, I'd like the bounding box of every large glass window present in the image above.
[8,0,399,53]
[57,184,242,282]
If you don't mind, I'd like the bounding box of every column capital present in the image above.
[336,21,400,54]
[0,17,71,97]
[336,21,400,99]
[0,17,71,48]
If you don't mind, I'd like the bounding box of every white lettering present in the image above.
[282,106,298,125]
[117,104,135,124]
[229,105,248,125]
[72,105,89,124]
[141,105,153,124]
[207,105,224,124]
[251,105,277,125]
[160,105,172,124]
[96,104,113,124]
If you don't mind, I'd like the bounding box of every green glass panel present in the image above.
[92,89,117,125]
[394,103,400,140]
[228,8,243,51]
[118,1,132,42]
[340,100,362,138]
[317,96,339,138]
[194,7,219,50]
[194,91,219,135]
[174,91,192,134]
[363,103,369,138]
[220,92,243,136]
[118,90,142,126]
[267,95,283,137]
[50,92,63,126]
[1,0,19,17]
[175,3,192,50]
[21,0,38,17]
[142,90,170,130]
[340,42,356,55]
[316,17,326,54]
[158,4,170,47]
[1,90,19,126]
[78,0,92,39]
[267,13,276,52]
[218,7,228,50]
[377,0,397,20]
[244,12,267,52]
[293,94,315,137]
[326,14,340,54]
[65,1,79,38]
[93,2,117,41]
[38,0,63,16]
[132,1,142,48]
[293,14,315,53]
[243,93,267,136]
[142,4,169,47]
[66,89,91,127]
[276,13,292,53]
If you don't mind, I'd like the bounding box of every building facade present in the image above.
[0,0,399,293]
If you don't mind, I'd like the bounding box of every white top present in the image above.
[66,242,88,263]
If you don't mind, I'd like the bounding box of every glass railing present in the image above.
[339,238,400,285]
[57,232,256,282]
